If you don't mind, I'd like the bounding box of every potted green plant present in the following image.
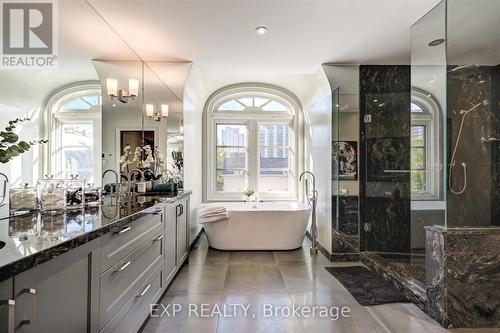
[0,118,47,164]
[243,187,256,202]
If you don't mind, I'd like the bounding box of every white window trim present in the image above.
[204,83,303,202]
[411,88,442,200]
[42,81,102,184]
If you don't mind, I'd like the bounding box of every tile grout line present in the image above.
[365,306,393,333]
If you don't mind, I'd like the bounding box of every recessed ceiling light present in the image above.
[255,26,268,35]
[112,104,117,107]
[428,38,445,47]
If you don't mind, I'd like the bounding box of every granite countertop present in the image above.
[0,191,191,282]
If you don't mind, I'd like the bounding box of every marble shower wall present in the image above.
[359,65,411,253]
[447,64,500,227]
[426,226,500,328]
[331,194,359,260]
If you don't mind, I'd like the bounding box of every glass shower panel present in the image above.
[337,93,360,252]
[331,87,340,252]
[446,0,500,227]
[410,0,447,285]
[363,91,411,256]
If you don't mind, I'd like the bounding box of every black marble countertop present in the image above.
[0,191,192,282]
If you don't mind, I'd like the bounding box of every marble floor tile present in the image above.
[224,264,286,293]
[167,264,227,294]
[288,291,388,333]
[367,303,448,333]
[188,247,230,266]
[278,263,346,292]
[217,292,304,333]
[273,248,332,266]
[450,329,500,333]
[143,293,222,333]
[228,251,277,265]
[143,232,453,333]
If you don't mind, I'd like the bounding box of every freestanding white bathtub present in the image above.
[202,202,312,250]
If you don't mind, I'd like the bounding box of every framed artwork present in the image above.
[333,141,358,180]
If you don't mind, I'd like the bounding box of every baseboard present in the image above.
[190,228,204,251]
[306,231,360,262]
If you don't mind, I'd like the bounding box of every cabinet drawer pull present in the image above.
[137,284,151,297]
[153,235,164,242]
[115,261,131,272]
[0,299,15,333]
[152,210,163,215]
[116,226,131,234]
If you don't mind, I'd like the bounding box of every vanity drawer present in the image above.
[100,209,163,272]
[101,266,163,333]
[100,230,163,328]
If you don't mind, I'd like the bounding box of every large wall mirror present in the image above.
[0,0,190,217]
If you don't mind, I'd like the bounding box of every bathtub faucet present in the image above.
[299,171,318,254]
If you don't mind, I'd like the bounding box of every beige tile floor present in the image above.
[142,234,450,333]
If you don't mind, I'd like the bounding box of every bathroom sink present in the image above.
[0,241,5,250]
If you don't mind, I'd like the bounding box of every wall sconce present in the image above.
[145,104,169,121]
[106,78,139,103]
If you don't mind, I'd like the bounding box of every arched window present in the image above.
[204,84,302,201]
[44,82,102,184]
[411,88,442,200]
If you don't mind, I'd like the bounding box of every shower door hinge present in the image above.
[363,223,372,232]
[364,115,372,123]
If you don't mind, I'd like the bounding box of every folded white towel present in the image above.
[199,214,228,224]
[199,204,228,224]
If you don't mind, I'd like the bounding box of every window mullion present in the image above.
[248,120,258,191]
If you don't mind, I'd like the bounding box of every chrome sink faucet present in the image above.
[128,169,145,194]
[0,172,8,207]
[299,171,318,254]
[102,169,119,196]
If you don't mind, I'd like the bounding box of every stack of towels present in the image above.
[199,204,228,224]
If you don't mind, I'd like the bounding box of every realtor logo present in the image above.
[1,0,57,69]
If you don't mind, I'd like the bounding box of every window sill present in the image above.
[411,200,445,211]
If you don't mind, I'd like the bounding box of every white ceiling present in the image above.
[88,0,441,73]
[1,0,446,116]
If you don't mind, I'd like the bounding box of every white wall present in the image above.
[302,68,333,254]
[183,65,210,243]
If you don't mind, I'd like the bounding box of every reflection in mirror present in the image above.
[0,0,140,217]
[143,62,186,191]
[93,60,144,179]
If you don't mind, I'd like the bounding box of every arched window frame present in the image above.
[204,83,303,201]
[411,87,442,200]
[43,81,102,184]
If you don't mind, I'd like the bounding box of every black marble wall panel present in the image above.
[490,65,500,227]
[331,195,359,259]
[447,65,499,227]
[426,226,500,328]
[359,65,411,253]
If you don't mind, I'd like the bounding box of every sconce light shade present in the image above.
[106,78,118,97]
[161,104,169,117]
[129,79,139,97]
[145,104,155,117]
